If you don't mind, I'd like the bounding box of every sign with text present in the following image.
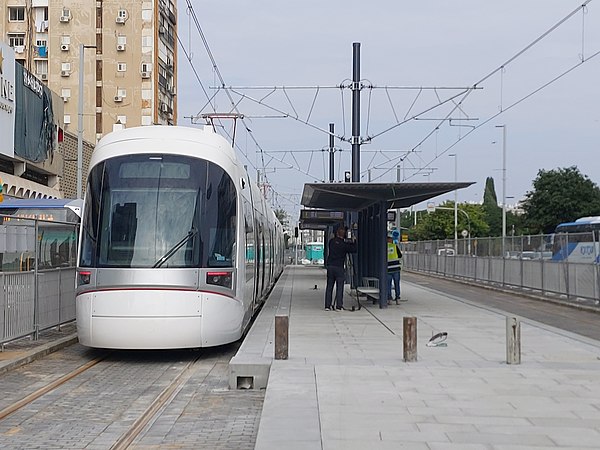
[300,210,344,220]
[0,42,15,158]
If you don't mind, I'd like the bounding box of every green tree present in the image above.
[411,201,489,240]
[505,210,524,236]
[274,208,289,228]
[522,167,600,233]
[399,209,414,230]
[273,208,291,248]
[412,206,454,240]
[482,177,502,236]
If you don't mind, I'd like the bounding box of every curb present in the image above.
[0,334,79,376]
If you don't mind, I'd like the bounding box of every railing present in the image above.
[0,217,78,348]
[401,234,600,307]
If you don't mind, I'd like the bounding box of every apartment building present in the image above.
[1,39,67,199]
[3,0,177,145]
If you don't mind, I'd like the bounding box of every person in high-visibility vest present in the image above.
[387,234,404,304]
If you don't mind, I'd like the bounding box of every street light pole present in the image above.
[449,154,458,249]
[496,125,507,257]
[395,164,401,233]
[77,44,96,199]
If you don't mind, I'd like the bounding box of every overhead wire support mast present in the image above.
[213,85,480,90]
[221,85,480,145]
[200,113,244,147]
[213,85,344,90]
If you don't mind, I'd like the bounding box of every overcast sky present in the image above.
[176,1,600,221]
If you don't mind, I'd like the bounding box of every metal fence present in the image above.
[401,233,600,306]
[0,217,78,348]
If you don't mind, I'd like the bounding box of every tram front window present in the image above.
[79,154,236,268]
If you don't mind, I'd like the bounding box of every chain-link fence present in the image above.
[401,232,600,306]
[1,216,78,348]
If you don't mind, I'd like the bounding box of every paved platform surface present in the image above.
[3,266,600,449]
[0,322,77,375]
[247,266,600,449]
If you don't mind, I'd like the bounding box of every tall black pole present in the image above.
[329,123,335,182]
[378,201,388,309]
[351,42,361,182]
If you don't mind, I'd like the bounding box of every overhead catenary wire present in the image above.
[373,46,600,183]
[184,0,271,187]
[229,88,346,141]
[178,9,265,174]
[181,1,597,200]
[368,1,598,182]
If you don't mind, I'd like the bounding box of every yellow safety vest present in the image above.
[387,243,402,272]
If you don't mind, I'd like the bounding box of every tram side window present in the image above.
[244,200,255,282]
[108,203,137,265]
[205,173,236,267]
[80,163,104,267]
[208,226,233,267]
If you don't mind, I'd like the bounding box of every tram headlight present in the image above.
[78,270,91,286]
[206,271,233,289]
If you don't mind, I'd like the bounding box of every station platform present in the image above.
[239,265,600,450]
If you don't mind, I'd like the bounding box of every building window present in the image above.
[36,39,48,48]
[117,62,127,72]
[61,62,71,72]
[35,60,48,75]
[8,34,26,48]
[9,7,26,22]
[158,64,167,87]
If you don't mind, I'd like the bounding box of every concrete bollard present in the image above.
[403,316,417,362]
[274,315,289,360]
[506,316,521,364]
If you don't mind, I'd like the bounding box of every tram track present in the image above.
[0,353,109,421]
[0,343,260,449]
[110,355,203,450]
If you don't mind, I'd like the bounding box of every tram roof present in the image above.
[301,181,474,211]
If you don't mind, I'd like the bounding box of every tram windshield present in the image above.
[79,154,237,268]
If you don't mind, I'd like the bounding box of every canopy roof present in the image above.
[301,182,474,211]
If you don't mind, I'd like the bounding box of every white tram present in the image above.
[76,126,285,349]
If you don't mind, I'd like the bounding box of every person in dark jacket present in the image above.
[324,225,357,311]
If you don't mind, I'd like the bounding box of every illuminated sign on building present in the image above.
[0,43,16,158]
